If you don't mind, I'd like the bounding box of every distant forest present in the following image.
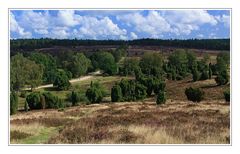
[10,38,230,51]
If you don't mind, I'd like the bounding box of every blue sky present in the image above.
[10,9,230,40]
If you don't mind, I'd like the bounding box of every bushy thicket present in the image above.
[10,92,18,115]
[26,92,64,110]
[224,89,230,102]
[185,87,204,102]
[86,82,105,103]
[111,79,147,102]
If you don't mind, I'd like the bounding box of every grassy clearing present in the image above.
[10,123,59,144]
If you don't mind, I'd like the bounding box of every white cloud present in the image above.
[76,16,127,39]
[49,27,70,39]
[10,12,32,38]
[197,34,204,38]
[164,10,218,35]
[10,10,228,39]
[221,15,230,28]
[117,11,171,37]
[57,10,80,27]
[130,32,138,39]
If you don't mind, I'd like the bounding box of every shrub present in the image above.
[156,91,166,105]
[215,70,229,85]
[200,70,209,80]
[209,67,212,79]
[10,92,18,115]
[192,69,200,82]
[26,92,42,109]
[70,91,83,106]
[42,92,64,109]
[135,83,147,100]
[111,84,123,102]
[224,89,230,102]
[86,82,104,103]
[153,81,166,95]
[185,87,204,102]
[26,92,64,110]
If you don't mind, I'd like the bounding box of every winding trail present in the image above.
[24,70,101,90]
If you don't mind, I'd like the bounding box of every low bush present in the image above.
[26,92,42,110]
[224,89,230,102]
[215,70,229,85]
[192,69,200,82]
[200,70,209,80]
[185,87,204,102]
[134,83,147,100]
[156,91,166,105]
[26,92,64,110]
[153,81,166,95]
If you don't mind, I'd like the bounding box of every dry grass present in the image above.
[11,99,229,144]
[11,74,230,144]
[166,77,229,101]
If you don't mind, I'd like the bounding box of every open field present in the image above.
[10,100,229,144]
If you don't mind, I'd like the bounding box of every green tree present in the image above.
[139,52,164,78]
[111,84,123,102]
[26,92,42,110]
[86,82,105,103]
[192,68,200,82]
[186,51,197,72]
[10,92,18,115]
[11,53,43,91]
[135,83,147,100]
[185,87,204,102]
[156,91,166,105]
[168,50,188,78]
[68,53,91,78]
[111,46,127,62]
[121,58,140,76]
[90,51,118,75]
[215,53,229,85]
[53,70,70,90]
[29,52,57,84]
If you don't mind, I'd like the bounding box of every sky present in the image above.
[10,9,230,40]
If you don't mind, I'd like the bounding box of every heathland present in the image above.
[10,38,230,144]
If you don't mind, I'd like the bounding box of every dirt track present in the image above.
[23,71,101,90]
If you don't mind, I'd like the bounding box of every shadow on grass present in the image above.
[43,87,59,91]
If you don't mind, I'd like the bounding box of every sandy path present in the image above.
[24,71,101,90]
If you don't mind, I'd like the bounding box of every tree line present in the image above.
[10,38,230,52]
